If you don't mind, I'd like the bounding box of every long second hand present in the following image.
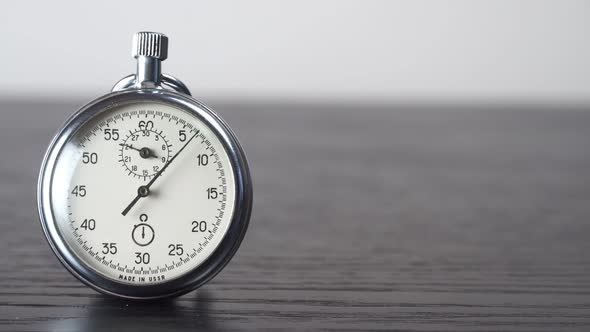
[121,130,200,216]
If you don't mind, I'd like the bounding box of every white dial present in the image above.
[49,101,235,285]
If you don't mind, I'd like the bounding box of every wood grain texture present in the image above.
[1,100,590,331]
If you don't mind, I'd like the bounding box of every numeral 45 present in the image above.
[72,185,87,197]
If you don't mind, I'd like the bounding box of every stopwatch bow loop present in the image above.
[112,32,191,96]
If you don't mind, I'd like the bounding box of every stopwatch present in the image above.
[37,32,252,299]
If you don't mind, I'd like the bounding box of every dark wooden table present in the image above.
[1,99,590,331]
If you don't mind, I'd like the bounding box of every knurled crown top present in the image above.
[132,32,168,60]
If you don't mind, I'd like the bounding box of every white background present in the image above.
[0,0,589,103]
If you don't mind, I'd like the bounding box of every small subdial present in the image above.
[119,128,172,179]
[132,223,155,247]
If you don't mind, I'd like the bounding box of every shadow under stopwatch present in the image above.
[49,290,220,332]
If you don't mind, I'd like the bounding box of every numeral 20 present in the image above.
[192,220,207,232]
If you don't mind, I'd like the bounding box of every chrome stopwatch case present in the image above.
[38,32,252,299]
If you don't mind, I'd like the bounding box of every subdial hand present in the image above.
[121,130,200,216]
[119,143,157,159]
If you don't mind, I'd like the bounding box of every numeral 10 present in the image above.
[197,154,209,166]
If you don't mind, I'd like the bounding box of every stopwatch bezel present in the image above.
[38,88,252,299]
